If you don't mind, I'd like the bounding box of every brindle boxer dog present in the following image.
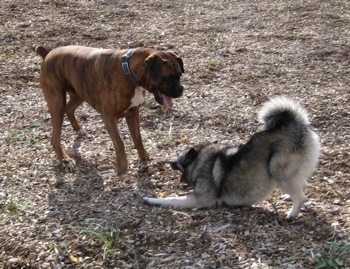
[35,45,185,174]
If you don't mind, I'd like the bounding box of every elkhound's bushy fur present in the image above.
[143,96,321,219]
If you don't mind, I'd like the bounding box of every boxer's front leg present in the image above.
[101,114,127,175]
[125,107,149,162]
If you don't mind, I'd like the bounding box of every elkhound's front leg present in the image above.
[143,194,201,208]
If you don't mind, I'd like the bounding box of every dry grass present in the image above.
[0,0,349,268]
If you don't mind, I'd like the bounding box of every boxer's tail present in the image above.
[35,45,50,59]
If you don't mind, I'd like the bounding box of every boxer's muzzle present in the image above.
[152,83,183,100]
[151,82,184,111]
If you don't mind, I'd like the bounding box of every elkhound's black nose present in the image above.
[170,161,180,170]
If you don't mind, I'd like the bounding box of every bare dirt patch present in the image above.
[0,0,349,268]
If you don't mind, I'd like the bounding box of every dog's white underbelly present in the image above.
[127,87,145,110]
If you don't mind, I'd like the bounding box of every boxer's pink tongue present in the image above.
[160,93,174,112]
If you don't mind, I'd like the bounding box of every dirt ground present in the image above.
[0,0,349,268]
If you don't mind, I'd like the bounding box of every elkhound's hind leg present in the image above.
[275,175,307,219]
[269,151,310,219]
[285,189,306,219]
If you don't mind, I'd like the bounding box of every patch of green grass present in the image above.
[81,224,120,260]
[312,242,350,269]
[12,132,27,142]
[198,38,218,51]
[104,11,115,18]
[1,198,25,214]
[42,242,70,264]
[0,51,14,58]
[282,8,297,16]
[208,60,216,67]
[208,59,220,71]
[30,138,40,147]
[207,25,224,32]
[3,200,19,213]
[11,123,41,146]
[27,122,39,129]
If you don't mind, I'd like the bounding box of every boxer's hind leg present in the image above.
[66,91,85,136]
[42,84,75,169]
[125,107,149,161]
[101,114,128,175]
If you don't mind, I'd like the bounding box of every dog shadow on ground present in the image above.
[47,135,115,223]
[45,142,337,269]
[46,134,335,256]
[195,203,337,246]
[46,133,168,223]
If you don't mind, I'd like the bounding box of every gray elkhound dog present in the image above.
[143,96,321,219]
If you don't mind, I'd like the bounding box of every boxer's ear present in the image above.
[145,54,167,79]
[176,57,185,73]
[168,52,185,73]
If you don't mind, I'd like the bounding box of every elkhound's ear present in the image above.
[184,148,198,166]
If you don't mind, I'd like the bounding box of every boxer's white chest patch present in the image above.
[127,87,145,110]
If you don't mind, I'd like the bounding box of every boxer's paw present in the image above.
[61,156,76,172]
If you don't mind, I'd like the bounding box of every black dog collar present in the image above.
[122,49,138,86]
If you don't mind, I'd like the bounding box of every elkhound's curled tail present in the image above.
[258,96,310,130]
